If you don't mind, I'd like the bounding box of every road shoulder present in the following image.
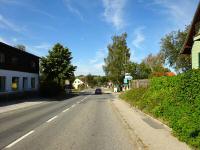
[111,94,191,150]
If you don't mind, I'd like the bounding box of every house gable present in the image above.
[181,2,200,54]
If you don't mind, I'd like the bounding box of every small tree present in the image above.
[15,44,26,51]
[40,43,76,86]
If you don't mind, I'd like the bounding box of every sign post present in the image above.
[124,73,133,90]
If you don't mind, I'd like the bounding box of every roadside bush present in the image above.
[120,69,200,149]
[39,80,64,97]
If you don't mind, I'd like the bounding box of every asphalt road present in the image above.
[0,90,138,150]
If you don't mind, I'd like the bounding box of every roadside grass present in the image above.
[120,69,200,149]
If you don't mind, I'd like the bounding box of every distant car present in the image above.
[95,88,102,94]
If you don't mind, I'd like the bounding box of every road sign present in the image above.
[125,76,133,80]
[124,78,128,84]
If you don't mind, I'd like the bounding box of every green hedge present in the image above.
[39,80,64,97]
[120,69,200,149]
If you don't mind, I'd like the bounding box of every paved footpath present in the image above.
[112,93,191,150]
[0,101,44,114]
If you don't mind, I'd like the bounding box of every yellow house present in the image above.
[73,79,84,90]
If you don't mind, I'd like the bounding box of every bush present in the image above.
[39,80,64,97]
[120,69,200,149]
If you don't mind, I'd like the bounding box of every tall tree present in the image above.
[160,26,191,73]
[40,43,76,86]
[142,53,170,73]
[15,44,26,51]
[103,33,131,84]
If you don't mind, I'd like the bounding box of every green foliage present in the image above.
[127,62,152,79]
[160,26,191,72]
[15,44,26,51]
[40,43,76,86]
[120,69,200,149]
[142,53,171,76]
[39,80,63,97]
[85,74,97,88]
[103,33,131,84]
[96,76,108,86]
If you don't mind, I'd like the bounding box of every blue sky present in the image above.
[0,0,199,75]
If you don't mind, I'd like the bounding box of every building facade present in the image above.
[181,2,200,68]
[0,42,39,95]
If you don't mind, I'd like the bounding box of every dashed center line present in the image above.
[71,104,76,108]
[4,95,92,149]
[46,116,58,123]
[62,108,70,112]
[5,130,34,148]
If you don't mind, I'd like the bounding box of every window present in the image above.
[31,78,35,89]
[23,77,28,90]
[12,77,19,91]
[0,53,5,64]
[0,76,6,92]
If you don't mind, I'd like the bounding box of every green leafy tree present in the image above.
[160,26,191,73]
[103,33,131,84]
[40,43,76,86]
[15,44,26,51]
[136,62,152,79]
[85,74,97,87]
[97,76,108,86]
[126,62,138,79]
[127,62,152,79]
[143,53,170,73]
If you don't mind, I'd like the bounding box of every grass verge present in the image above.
[120,69,200,149]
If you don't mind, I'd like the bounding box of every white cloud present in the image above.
[102,0,126,30]
[89,49,106,64]
[132,27,145,48]
[63,0,84,20]
[75,49,107,75]
[0,14,22,32]
[0,0,54,19]
[141,0,198,27]
[75,62,105,76]
[33,43,51,50]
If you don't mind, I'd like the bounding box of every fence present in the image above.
[130,79,149,89]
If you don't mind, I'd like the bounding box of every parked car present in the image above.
[95,88,102,94]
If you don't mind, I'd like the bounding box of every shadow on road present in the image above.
[0,90,112,107]
[0,92,83,107]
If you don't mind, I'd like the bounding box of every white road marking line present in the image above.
[81,96,89,102]
[5,130,34,148]
[46,116,58,123]
[62,108,70,112]
[71,104,76,108]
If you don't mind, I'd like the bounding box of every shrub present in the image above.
[120,69,200,149]
[39,80,64,97]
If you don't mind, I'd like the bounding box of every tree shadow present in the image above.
[0,91,81,107]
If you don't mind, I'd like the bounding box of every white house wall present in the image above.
[0,69,39,93]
